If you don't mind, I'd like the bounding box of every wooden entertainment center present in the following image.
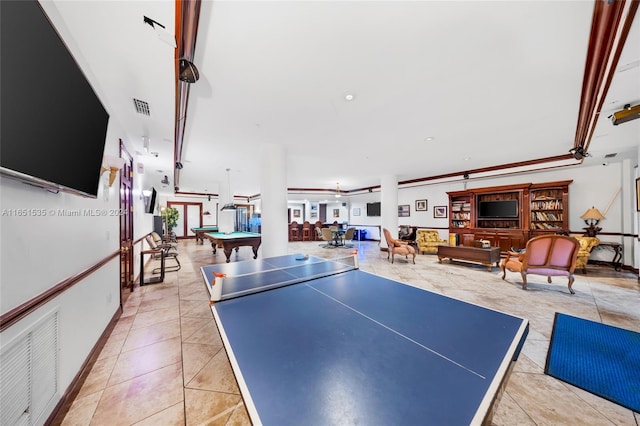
[448,180,572,253]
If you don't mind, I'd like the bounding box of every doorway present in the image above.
[168,202,203,238]
[119,140,134,300]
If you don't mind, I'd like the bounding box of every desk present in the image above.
[593,242,623,271]
[205,232,262,263]
[191,226,219,244]
[201,254,528,424]
[438,245,501,271]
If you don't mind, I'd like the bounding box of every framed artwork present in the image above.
[353,207,361,216]
[434,205,448,218]
[293,209,301,218]
[398,205,410,217]
[311,203,318,211]
[415,199,428,211]
[637,178,640,211]
[333,209,340,218]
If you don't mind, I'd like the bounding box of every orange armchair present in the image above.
[383,228,416,264]
[501,235,580,294]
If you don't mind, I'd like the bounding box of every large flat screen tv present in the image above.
[367,202,381,217]
[478,200,518,218]
[145,188,158,214]
[1,1,109,198]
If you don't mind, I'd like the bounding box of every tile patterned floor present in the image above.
[61,239,640,425]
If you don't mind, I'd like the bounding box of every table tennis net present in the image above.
[211,254,359,302]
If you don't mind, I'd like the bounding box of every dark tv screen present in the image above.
[145,188,158,214]
[478,200,518,218]
[0,1,109,198]
[367,202,381,217]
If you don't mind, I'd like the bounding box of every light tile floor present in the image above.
[61,239,640,425]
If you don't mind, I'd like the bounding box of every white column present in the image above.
[218,176,234,233]
[380,174,398,249]
[260,143,289,257]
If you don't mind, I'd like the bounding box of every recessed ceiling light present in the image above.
[464,157,471,161]
[344,93,356,101]
[424,137,435,141]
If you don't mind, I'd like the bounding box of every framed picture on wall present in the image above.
[353,207,361,216]
[434,205,448,218]
[398,205,410,217]
[415,199,428,211]
[333,208,340,218]
[293,209,301,218]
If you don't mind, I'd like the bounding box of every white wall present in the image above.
[0,118,125,421]
[323,161,636,256]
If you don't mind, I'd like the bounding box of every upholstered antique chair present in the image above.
[416,229,447,254]
[501,234,580,294]
[383,228,416,264]
[573,236,600,273]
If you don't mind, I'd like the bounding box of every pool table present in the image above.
[205,231,262,263]
[191,226,219,244]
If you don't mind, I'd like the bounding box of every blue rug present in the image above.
[545,313,640,412]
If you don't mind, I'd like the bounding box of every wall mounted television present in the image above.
[145,188,158,214]
[0,1,109,198]
[478,200,518,218]
[367,202,381,217]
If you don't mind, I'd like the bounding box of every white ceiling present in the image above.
[44,1,639,198]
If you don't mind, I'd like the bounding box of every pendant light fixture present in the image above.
[335,182,342,198]
[220,168,237,211]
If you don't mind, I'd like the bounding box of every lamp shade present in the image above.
[580,207,605,220]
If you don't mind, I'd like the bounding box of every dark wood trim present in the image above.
[575,0,638,151]
[46,308,123,426]
[0,250,119,332]
[174,0,202,189]
[0,233,152,332]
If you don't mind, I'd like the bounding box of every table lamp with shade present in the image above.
[580,207,605,237]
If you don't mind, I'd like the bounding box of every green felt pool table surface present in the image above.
[204,232,262,262]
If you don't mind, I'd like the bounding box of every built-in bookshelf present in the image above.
[447,180,572,252]
[450,196,472,229]
[529,187,568,233]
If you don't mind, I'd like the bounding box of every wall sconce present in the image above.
[101,155,126,187]
[580,206,605,237]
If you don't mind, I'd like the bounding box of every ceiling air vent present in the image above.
[133,98,150,116]
[604,153,617,158]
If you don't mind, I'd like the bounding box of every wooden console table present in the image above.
[437,245,501,271]
[593,242,623,271]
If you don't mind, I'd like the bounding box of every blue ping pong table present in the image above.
[201,254,528,425]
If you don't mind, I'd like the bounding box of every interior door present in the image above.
[168,201,203,239]
[119,141,134,298]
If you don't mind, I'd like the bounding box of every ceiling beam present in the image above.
[174,0,202,190]
[574,0,639,153]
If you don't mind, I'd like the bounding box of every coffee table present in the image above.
[437,245,501,271]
